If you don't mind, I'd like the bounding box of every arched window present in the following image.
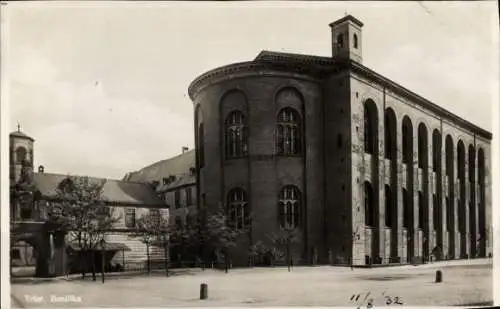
[353,34,358,49]
[337,33,344,48]
[478,148,486,257]
[468,145,475,183]
[279,186,301,229]
[402,117,412,164]
[364,181,375,227]
[384,109,397,160]
[432,130,441,172]
[385,185,393,227]
[227,188,249,230]
[225,111,248,159]
[445,135,454,188]
[457,141,466,236]
[445,136,454,236]
[277,108,302,156]
[418,123,428,168]
[364,100,378,154]
[16,147,27,163]
[198,123,205,168]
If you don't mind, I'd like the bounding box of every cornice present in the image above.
[188,60,340,100]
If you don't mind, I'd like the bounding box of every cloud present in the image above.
[9,46,193,179]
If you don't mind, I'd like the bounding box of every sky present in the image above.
[2,1,498,180]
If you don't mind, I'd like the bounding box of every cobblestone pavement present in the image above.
[11,259,493,308]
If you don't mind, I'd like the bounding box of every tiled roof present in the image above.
[124,150,196,184]
[33,173,165,208]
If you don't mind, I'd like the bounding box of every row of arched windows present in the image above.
[224,107,303,159]
[364,100,486,176]
[226,185,302,230]
[363,99,487,254]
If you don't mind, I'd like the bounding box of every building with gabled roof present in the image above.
[10,128,169,278]
[187,15,492,267]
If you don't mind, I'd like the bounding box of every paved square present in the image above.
[11,259,492,307]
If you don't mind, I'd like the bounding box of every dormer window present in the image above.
[353,34,358,49]
[337,33,344,48]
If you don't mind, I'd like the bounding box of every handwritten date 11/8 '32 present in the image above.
[350,292,404,308]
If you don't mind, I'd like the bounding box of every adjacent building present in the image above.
[187,15,493,266]
[124,148,197,229]
[10,129,169,277]
[124,148,197,264]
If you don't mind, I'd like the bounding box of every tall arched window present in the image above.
[364,100,378,154]
[353,34,358,49]
[337,33,344,48]
[364,181,375,227]
[445,135,454,237]
[478,148,486,257]
[384,108,397,160]
[279,186,301,229]
[225,111,248,159]
[227,188,249,230]
[432,130,441,172]
[402,116,412,164]
[418,124,428,168]
[198,123,205,168]
[277,108,302,156]
[385,185,393,227]
[457,141,466,245]
[16,147,27,163]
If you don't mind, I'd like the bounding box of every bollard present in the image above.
[200,283,208,300]
[435,270,443,283]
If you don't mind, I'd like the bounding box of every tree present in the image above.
[129,209,170,275]
[203,205,249,273]
[268,228,301,272]
[47,176,121,281]
[170,204,249,273]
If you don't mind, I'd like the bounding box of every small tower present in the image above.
[329,15,363,63]
[10,125,35,183]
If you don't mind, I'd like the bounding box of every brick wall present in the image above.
[194,74,324,266]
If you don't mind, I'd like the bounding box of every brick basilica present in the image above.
[187,15,493,266]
